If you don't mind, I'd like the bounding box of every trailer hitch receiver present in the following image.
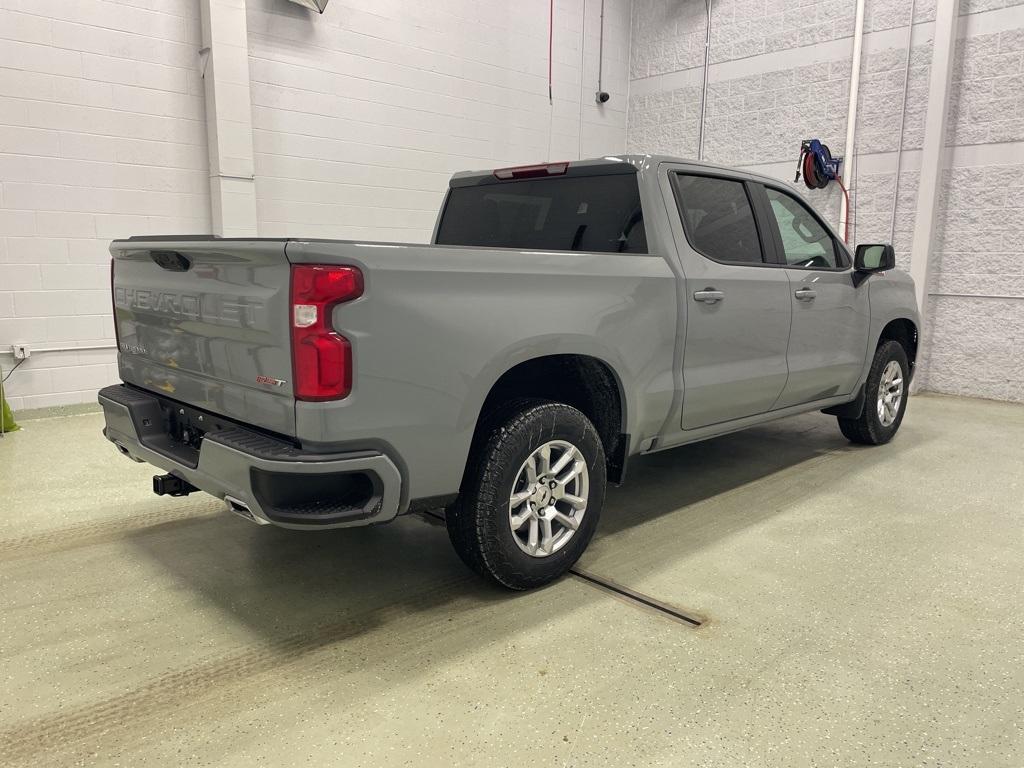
[153,473,199,497]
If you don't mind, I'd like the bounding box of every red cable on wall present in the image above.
[548,0,554,104]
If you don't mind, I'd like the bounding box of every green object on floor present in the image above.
[1,391,19,432]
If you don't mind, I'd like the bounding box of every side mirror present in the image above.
[854,243,895,272]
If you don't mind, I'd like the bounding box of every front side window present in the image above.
[435,174,647,254]
[671,174,763,264]
[764,188,838,269]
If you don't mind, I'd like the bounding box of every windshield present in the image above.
[435,173,647,254]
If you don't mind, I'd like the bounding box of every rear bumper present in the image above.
[98,384,402,529]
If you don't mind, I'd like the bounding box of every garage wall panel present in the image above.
[630,0,938,80]
[246,0,632,241]
[627,0,1024,402]
[921,160,1024,402]
[2,0,632,408]
[0,0,210,410]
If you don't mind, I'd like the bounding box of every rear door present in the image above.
[110,238,297,437]
[754,185,870,408]
[665,169,793,430]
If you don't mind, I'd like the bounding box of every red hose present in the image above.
[837,176,851,244]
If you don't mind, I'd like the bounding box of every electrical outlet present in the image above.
[12,344,30,359]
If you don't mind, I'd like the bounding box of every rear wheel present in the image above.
[838,340,909,445]
[446,400,606,590]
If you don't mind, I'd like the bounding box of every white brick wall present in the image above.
[1,0,209,410]
[628,0,1024,402]
[1,0,630,409]
[246,0,631,242]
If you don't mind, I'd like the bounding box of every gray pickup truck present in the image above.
[99,155,919,589]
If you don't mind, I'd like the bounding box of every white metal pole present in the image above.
[199,0,258,237]
[888,0,917,244]
[909,0,961,321]
[696,0,712,161]
[839,0,866,241]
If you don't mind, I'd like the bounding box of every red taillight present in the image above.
[290,265,363,401]
[493,161,569,180]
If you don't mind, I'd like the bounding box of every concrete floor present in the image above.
[0,394,1021,767]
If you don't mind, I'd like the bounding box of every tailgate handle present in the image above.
[150,250,192,272]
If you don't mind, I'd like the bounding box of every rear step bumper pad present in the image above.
[97,384,402,530]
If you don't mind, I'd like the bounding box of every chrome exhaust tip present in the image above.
[225,496,270,525]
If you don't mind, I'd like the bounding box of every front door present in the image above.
[756,185,870,408]
[667,171,793,430]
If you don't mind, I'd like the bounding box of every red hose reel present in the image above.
[794,139,851,243]
[795,139,841,189]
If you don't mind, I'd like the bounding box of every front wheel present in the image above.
[838,340,909,445]
[446,401,606,590]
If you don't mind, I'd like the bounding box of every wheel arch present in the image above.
[824,315,919,420]
[877,317,919,382]
[464,349,631,485]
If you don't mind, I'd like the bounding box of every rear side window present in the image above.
[435,174,647,254]
[671,174,763,264]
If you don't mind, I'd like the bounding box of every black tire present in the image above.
[838,340,910,445]
[446,400,606,590]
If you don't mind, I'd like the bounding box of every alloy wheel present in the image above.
[508,440,589,558]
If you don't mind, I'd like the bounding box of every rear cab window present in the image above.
[435,171,647,254]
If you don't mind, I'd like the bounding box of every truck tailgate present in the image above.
[109,239,296,438]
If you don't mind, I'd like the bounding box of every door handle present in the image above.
[794,288,817,301]
[693,289,724,304]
